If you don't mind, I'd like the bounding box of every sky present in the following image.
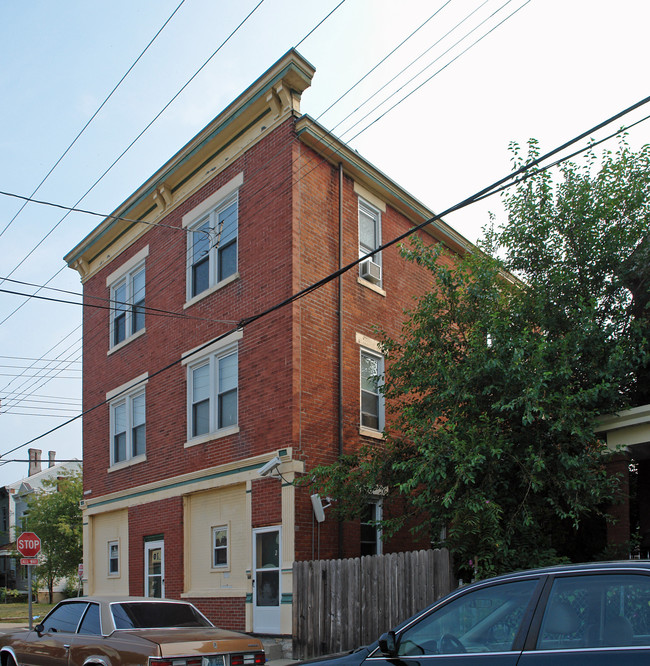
[0,0,648,487]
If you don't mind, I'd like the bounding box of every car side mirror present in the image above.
[378,631,397,657]
[34,623,44,635]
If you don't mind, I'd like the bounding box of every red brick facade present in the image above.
[70,51,466,633]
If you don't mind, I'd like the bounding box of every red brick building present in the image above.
[64,50,473,635]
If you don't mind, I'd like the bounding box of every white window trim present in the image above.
[181,331,243,366]
[108,539,120,577]
[106,372,148,401]
[107,249,148,350]
[359,343,385,434]
[358,198,383,288]
[105,246,149,287]
[211,523,230,571]
[183,173,243,305]
[109,381,147,468]
[184,341,239,444]
[182,173,244,229]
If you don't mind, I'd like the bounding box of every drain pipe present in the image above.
[338,162,344,559]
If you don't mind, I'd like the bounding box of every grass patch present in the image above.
[0,602,54,622]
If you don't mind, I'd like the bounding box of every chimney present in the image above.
[28,449,42,476]
[48,451,56,468]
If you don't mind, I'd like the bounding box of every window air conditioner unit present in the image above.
[360,259,381,284]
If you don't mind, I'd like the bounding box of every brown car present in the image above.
[0,597,265,666]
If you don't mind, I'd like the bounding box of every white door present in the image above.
[144,540,164,598]
[253,527,281,633]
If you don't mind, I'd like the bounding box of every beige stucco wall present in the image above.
[89,509,129,595]
[183,484,249,598]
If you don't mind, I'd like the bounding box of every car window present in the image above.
[396,579,538,655]
[537,573,650,650]
[42,602,88,633]
[78,602,102,635]
[111,602,212,628]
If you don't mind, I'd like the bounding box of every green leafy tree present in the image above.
[24,470,82,602]
[309,140,650,579]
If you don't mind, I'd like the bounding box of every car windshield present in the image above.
[111,602,213,629]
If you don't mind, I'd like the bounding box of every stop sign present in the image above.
[16,532,41,558]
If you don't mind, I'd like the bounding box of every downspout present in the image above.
[338,162,344,559]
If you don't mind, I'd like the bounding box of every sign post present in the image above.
[17,532,41,630]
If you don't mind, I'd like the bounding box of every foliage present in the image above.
[24,470,82,603]
[309,140,650,579]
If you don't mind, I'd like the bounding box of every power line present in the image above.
[0,0,267,294]
[0,0,188,242]
[4,93,648,457]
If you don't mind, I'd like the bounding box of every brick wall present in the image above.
[128,496,184,598]
[83,113,460,591]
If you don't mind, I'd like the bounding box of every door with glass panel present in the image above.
[253,528,281,633]
[144,539,164,598]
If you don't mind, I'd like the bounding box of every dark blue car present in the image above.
[301,561,650,665]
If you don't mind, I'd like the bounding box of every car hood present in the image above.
[117,627,264,656]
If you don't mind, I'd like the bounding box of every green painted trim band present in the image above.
[89,462,263,509]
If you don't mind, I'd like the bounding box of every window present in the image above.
[108,541,119,576]
[212,525,228,568]
[78,603,102,635]
[111,264,145,347]
[395,579,538,655]
[188,194,238,298]
[360,500,382,556]
[536,574,650,650]
[41,602,89,633]
[361,349,384,431]
[111,389,145,465]
[189,348,238,439]
[358,199,382,284]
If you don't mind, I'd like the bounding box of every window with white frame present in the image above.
[111,388,146,465]
[189,348,238,439]
[358,200,382,284]
[111,264,145,347]
[360,499,383,556]
[212,525,228,568]
[360,349,384,431]
[188,194,238,298]
[108,540,119,576]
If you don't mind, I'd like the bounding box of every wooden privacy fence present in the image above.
[292,549,453,660]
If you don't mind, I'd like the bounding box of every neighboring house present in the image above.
[0,449,81,596]
[597,405,650,555]
[64,50,474,635]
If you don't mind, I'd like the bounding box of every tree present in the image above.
[309,140,650,579]
[24,470,82,602]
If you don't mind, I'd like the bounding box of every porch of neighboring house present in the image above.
[597,404,650,556]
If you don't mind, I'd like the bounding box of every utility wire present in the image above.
[0,0,187,242]
[4,94,649,457]
[0,0,267,292]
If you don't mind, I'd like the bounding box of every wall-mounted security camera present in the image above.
[258,455,281,477]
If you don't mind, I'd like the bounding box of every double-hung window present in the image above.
[189,347,238,439]
[212,525,228,568]
[107,248,148,350]
[360,349,384,431]
[358,199,382,285]
[108,541,119,576]
[188,195,238,298]
[110,388,146,465]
